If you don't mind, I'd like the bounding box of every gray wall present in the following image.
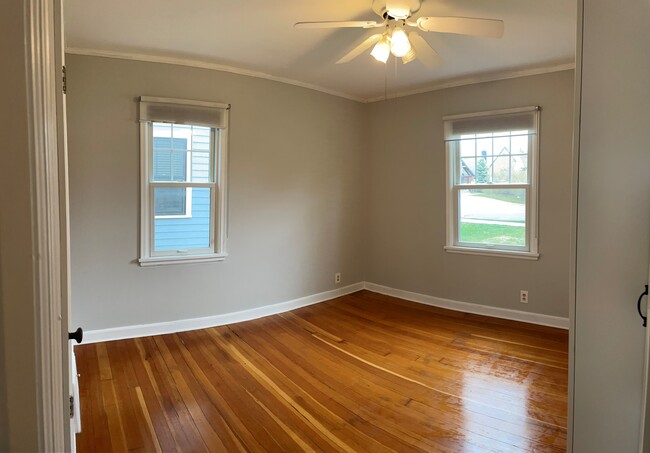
[365,70,574,318]
[0,1,41,451]
[67,55,367,331]
[572,0,650,450]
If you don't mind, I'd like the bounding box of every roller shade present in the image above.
[444,107,539,140]
[139,96,230,128]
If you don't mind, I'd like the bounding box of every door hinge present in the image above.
[69,395,74,419]
[62,65,67,94]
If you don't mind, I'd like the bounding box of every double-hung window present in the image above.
[139,97,229,266]
[444,106,540,259]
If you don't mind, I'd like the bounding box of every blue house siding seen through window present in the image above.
[154,188,211,251]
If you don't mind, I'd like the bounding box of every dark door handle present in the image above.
[68,327,83,344]
[637,285,648,327]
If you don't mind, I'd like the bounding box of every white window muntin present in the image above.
[444,106,539,259]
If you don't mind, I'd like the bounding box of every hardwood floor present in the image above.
[75,290,568,452]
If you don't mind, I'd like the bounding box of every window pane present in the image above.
[459,138,475,157]
[459,188,526,246]
[154,188,211,252]
[189,127,212,183]
[492,156,510,184]
[493,136,510,156]
[476,137,492,157]
[475,157,490,184]
[152,123,213,183]
[154,187,186,216]
[511,155,528,183]
[511,134,529,154]
[459,157,476,184]
[153,137,187,182]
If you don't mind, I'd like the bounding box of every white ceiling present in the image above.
[64,0,576,101]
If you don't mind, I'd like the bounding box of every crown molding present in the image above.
[66,47,574,104]
[65,47,367,103]
[365,62,576,102]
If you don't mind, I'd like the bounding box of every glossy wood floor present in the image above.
[75,290,568,452]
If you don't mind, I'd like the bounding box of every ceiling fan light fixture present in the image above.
[390,27,411,57]
[370,36,391,63]
[401,47,417,64]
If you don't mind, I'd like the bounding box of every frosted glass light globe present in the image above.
[371,36,391,63]
[390,28,412,57]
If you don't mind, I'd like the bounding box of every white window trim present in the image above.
[138,101,229,266]
[444,106,540,260]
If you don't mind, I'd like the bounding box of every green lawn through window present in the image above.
[460,222,525,246]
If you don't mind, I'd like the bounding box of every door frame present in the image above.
[29,0,588,451]
[567,0,584,451]
[25,0,67,451]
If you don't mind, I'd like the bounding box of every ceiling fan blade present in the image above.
[294,20,382,29]
[408,32,442,69]
[416,16,504,38]
[336,34,383,64]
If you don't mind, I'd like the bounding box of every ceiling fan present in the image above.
[294,0,504,69]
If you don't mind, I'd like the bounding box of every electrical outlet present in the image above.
[520,290,529,304]
[335,273,341,284]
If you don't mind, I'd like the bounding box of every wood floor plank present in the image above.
[76,290,568,452]
[138,337,209,453]
[154,335,229,452]
[225,322,423,452]
[125,339,178,452]
[134,386,163,453]
[263,311,555,452]
[291,304,568,422]
[176,326,280,450]
[208,326,398,453]
[229,318,468,452]
[185,328,331,451]
[86,345,113,451]
[104,341,146,451]
[101,379,128,452]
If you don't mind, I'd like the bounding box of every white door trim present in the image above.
[25,0,66,451]
[567,0,585,451]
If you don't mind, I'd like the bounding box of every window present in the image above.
[139,97,229,266]
[444,107,539,259]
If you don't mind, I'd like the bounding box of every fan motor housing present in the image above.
[372,0,422,19]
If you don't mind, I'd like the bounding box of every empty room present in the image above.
[2,0,650,452]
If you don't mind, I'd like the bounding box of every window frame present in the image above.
[138,98,229,267]
[444,106,540,260]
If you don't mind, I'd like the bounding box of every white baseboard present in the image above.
[83,280,568,343]
[83,282,364,344]
[363,282,569,329]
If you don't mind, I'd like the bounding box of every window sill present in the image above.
[138,253,227,267]
[444,246,539,260]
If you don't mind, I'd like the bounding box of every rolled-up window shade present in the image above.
[139,96,230,128]
[444,107,539,140]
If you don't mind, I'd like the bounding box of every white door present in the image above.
[572,0,650,450]
[640,277,650,453]
[54,0,80,450]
